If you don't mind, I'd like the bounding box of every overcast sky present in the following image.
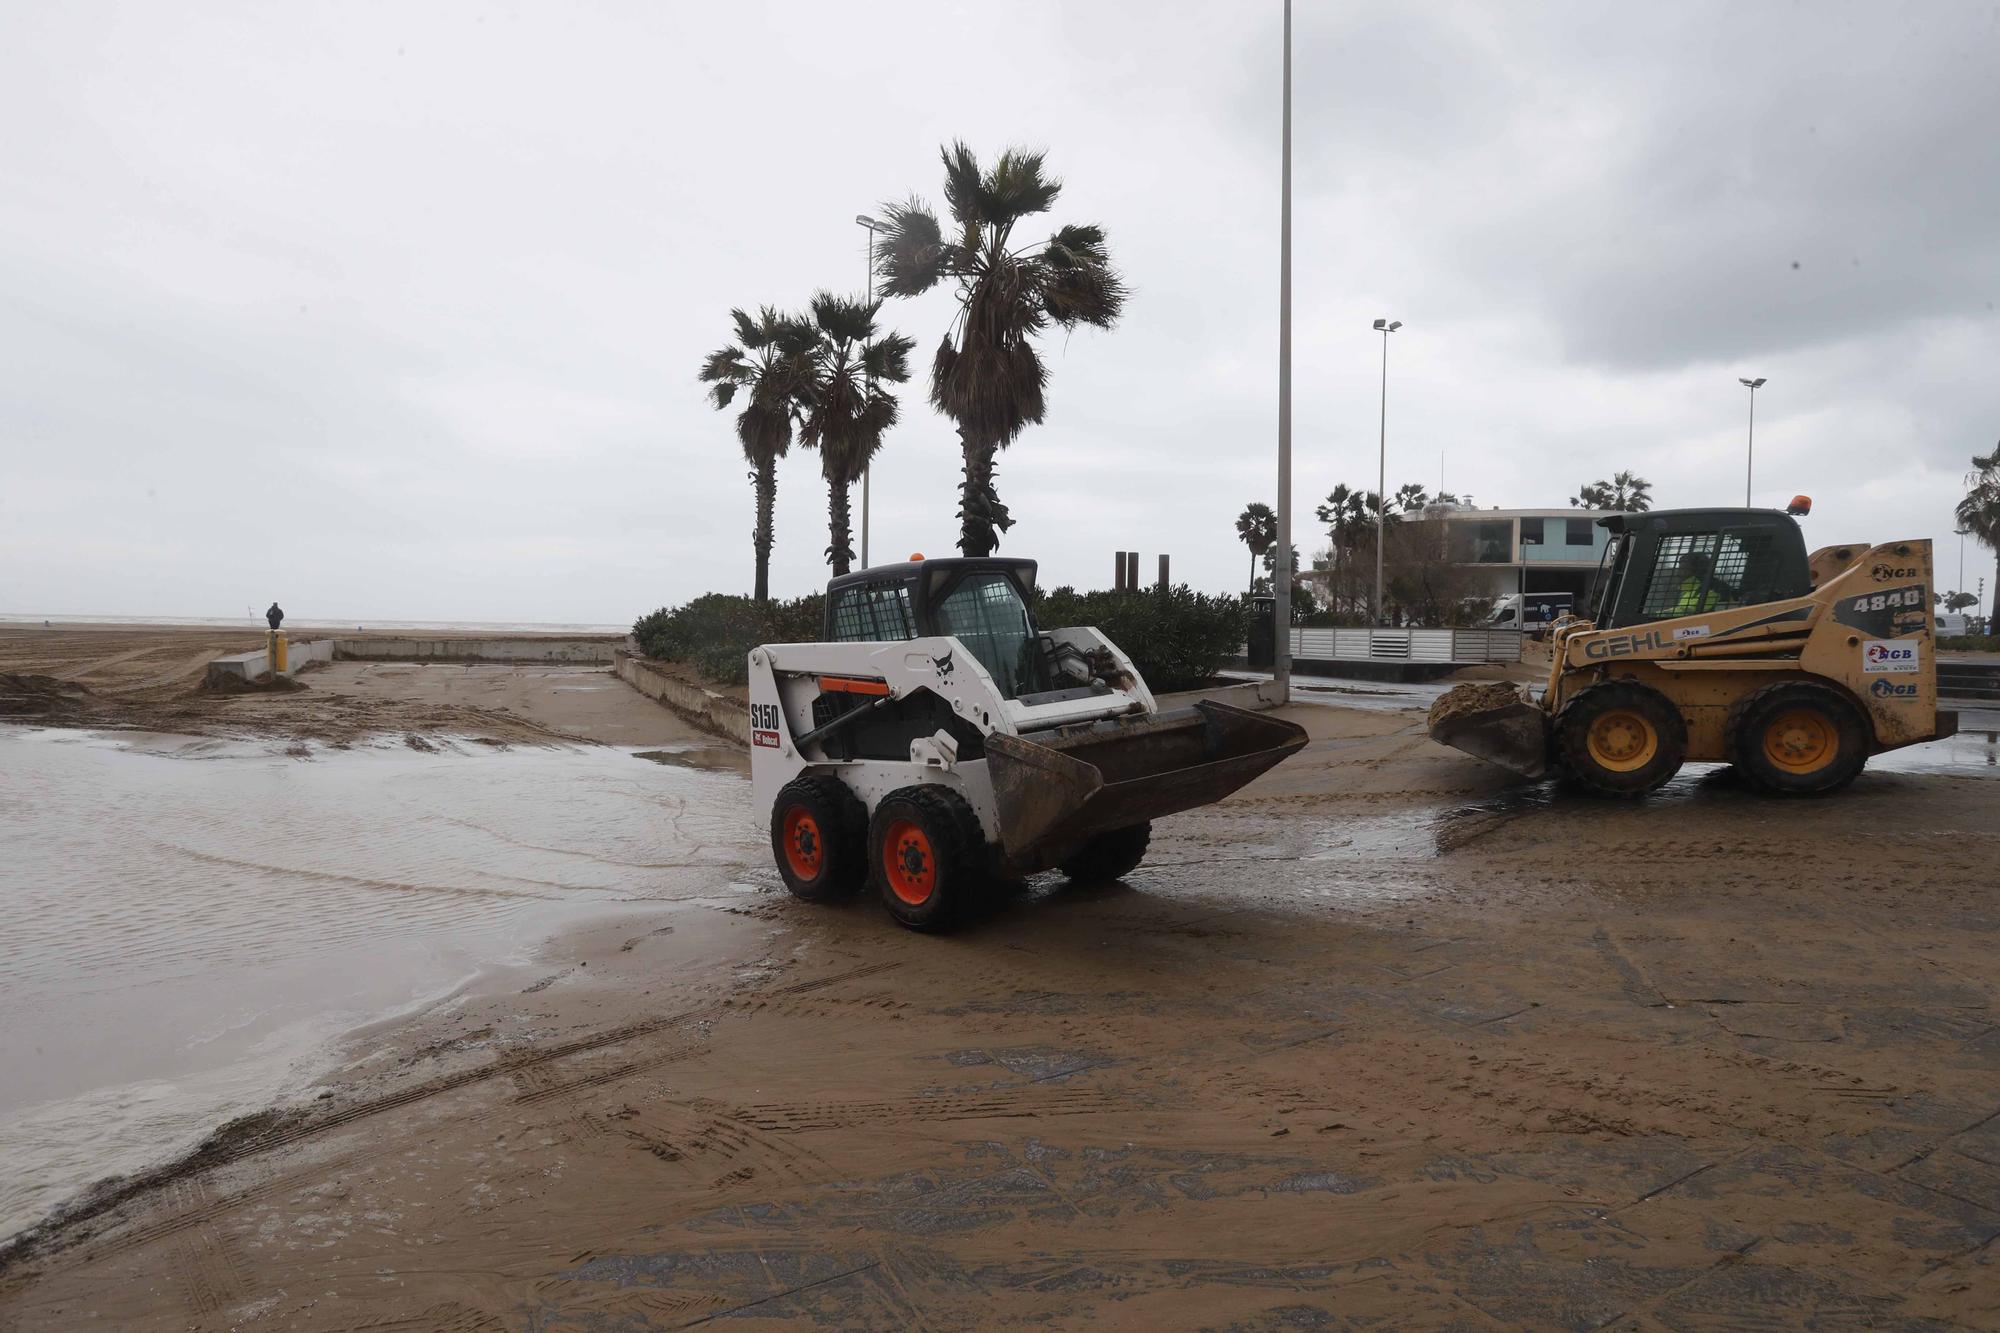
[3,1,1996,624]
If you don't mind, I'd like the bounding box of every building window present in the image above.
[1520,518,1545,546]
[1450,519,1514,564]
[1566,518,1594,545]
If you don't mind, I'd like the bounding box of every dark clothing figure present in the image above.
[265,603,284,630]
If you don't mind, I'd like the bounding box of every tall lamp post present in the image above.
[1738,376,1766,507]
[1273,0,1293,702]
[1372,318,1402,626]
[854,213,882,568]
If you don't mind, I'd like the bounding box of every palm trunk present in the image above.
[956,428,1012,557]
[752,457,776,604]
[827,476,853,578]
[1247,549,1255,593]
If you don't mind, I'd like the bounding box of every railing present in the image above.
[1283,627,1522,664]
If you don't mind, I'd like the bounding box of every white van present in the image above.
[1937,613,1971,637]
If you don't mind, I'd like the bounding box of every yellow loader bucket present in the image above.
[984,701,1307,871]
[1425,682,1551,778]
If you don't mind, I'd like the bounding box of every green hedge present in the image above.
[635,583,1246,694]
[632,593,823,687]
[1034,584,1248,693]
[1940,635,1999,652]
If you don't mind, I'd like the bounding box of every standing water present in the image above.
[0,727,757,1241]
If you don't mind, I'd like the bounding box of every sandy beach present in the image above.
[2,627,1997,1328]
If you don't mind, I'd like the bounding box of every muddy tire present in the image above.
[1728,681,1869,796]
[1059,822,1152,883]
[770,775,868,903]
[1554,681,1687,797]
[869,785,985,932]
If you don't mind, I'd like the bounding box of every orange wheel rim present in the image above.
[782,807,823,880]
[1763,708,1835,774]
[1586,708,1658,773]
[882,818,936,905]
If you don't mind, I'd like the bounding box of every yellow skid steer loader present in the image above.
[1429,503,1958,796]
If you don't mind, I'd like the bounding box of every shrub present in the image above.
[1940,634,1999,652]
[1034,584,1248,693]
[632,593,823,686]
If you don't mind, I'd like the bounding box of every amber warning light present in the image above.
[1786,495,1812,516]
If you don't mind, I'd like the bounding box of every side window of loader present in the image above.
[1711,529,1781,609]
[1639,533,1720,618]
[830,582,915,642]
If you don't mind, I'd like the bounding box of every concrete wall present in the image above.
[205,637,335,685]
[333,637,621,664]
[613,653,749,745]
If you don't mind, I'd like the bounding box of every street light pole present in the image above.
[1372,318,1401,626]
[1274,0,1293,703]
[855,214,882,568]
[1738,376,1766,507]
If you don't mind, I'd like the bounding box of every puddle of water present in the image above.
[0,727,758,1240]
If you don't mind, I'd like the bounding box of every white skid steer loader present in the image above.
[748,557,1307,930]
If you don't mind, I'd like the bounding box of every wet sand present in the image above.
[4,630,1998,1328]
[0,625,657,748]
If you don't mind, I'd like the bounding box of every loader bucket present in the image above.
[1425,682,1551,779]
[984,701,1308,870]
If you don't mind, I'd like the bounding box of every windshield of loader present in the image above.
[934,572,1045,699]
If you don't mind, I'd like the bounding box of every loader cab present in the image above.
[1585,509,1812,630]
[824,557,1048,698]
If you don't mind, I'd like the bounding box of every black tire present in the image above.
[1554,680,1688,797]
[769,775,868,902]
[868,785,986,932]
[1727,681,1869,796]
[1058,822,1152,883]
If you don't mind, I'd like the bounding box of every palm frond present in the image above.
[697,346,747,384]
[863,331,916,384]
[939,141,985,230]
[1041,256,1126,329]
[981,147,1061,223]
[876,197,955,297]
[808,290,877,346]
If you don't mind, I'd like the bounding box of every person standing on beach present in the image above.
[266,602,284,630]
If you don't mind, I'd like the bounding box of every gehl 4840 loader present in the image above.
[748,556,1307,930]
[1429,502,1959,797]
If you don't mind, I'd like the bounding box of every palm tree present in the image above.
[875,143,1126,556]
[794,293,916,577]
[699,307,812,603]
[1958,443,2000,623]
[1569,470,1653,512]
[1235,502,1277,591]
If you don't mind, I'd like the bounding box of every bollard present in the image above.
[270,630,289,675]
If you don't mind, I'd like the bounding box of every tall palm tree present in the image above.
[794,293,915,577]
[1958,442,2000,623]
[875,143,1126,556]
[1235,502,1277,592]
[698,307,812,603]
[1569,470,1653,512]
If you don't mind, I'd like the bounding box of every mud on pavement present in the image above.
[3,696,1998,1329]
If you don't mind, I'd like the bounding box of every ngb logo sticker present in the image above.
[1861,640,1918,674]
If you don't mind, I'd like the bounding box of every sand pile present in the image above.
[1426,680,1530,730]
[0,673,93,719]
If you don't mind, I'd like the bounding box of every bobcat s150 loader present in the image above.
[748,556,1307,930]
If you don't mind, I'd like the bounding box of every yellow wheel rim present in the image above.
[1763,708,1836,774]
[1587,708,1659,773]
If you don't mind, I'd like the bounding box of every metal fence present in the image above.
[1285,627,1522,664]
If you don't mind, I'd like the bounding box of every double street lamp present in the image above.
[854,213,882,568]
[1738,376,1766,507]
[1373,318,1402,626]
